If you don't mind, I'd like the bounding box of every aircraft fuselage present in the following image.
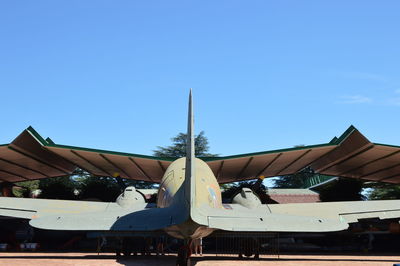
[156,158,222,239]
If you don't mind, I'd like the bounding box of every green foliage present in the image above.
[36,167,157,201]
[153,131,218,157]
[221,180,275,204]
[73,169,156,200]
[273,167,316,188]
[318,178,365,202]
[124,179,156,189]
[38,176,77,200]
[78,176,121,202]
[13,180,39,197]
[72,168,92,179]
[219,183,234,191]
[365,183,400,200]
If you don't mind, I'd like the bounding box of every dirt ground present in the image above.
[0,253,399,266]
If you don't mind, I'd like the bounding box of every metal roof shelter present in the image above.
[0,126,400,184]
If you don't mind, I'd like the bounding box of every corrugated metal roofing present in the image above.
[0,126,399,184]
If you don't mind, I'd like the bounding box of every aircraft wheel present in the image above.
[176,256,191,266]
[115,249,122,258]
[123,248,131,257]
[176,243,191,266]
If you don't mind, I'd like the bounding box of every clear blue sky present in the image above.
[1,1,399,157]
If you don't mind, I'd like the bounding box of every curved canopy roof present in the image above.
[0,126,399,184]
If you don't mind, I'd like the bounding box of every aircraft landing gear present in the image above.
[238,237,260,260]
[116,238,138,258]
[176,239,192,266]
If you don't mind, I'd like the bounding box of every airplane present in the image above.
[1,90,400,265]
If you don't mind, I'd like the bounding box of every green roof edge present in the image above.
[22,126,173,161]
[46,143,176,161]
[334,125,357,144]
[26,126,48,146]
[329,136,338,144]
[10,125,400,164]
[46,137,55,145]
[24,126,175,161]
[203,142,336,161]
[203,125,361,162]
[373,142,400,149]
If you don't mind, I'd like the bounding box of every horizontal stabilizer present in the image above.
[30,205,185,231]
[268,199,400,224]
[195,205,347,232]
[0,197,112,219]
[193,199,400,233]
[0,197,187,231]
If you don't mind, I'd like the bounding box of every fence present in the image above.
[203,232,280,258]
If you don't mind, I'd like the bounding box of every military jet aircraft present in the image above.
[1,90,400,265]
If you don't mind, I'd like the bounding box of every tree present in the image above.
[153,131,218,157]
[78,176,121,202]
[221,180,276,204]
[365,182,400,200]
[273,167,316,188]
[124,179,156,189]
[38,176,77,200]
[12,180,39,197]
[318,178,365,202]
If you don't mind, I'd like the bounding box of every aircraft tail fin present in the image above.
[184,89,195,206]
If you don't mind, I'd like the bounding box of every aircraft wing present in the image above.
[0,197,186,231]
[204,126,400,183]
[0,127,173,183]
[193,200,400,232]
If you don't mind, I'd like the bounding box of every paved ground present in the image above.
[0,252,399,266]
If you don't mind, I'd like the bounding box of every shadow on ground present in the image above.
[1,253,400,266]
[191,254,400,264]
[0,253,178,266]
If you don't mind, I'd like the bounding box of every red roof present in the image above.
[267,189,320,204]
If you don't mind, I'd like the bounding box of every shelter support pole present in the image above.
[0,181,14,197]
